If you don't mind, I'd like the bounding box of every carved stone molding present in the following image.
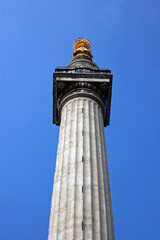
[53,71,112,127]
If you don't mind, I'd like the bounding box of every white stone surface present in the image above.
[56,77,110,82]
[48,97,114,240]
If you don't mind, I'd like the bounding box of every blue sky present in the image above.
[1,0,160,239]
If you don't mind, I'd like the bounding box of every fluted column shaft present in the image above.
[48,97,114,240]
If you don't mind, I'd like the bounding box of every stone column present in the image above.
[48,97,114,240]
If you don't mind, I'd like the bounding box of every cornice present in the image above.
[53,71,113,127]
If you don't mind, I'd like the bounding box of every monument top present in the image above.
[72,38,93,60]
[53,38,113,127]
